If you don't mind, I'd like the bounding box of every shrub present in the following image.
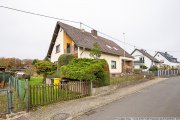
[146,73,155,79]
[35,60,57,83]
[58,54,75,68]
[170,67,178,70]
[60,58,110,87]
[90,42,102,59]
[134,69,142,74]
[149,65,158,71]
[140,65,147,70]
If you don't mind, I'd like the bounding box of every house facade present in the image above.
[154,52,180,68]
[47,22,134,76]
[131,49,160,70]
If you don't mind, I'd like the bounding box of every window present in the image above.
[139,57,144,63]
[111,61,116,69]
[74,44,78,51]
[113,47,118,51]
[56,44,60,53]
[106,45,112,49]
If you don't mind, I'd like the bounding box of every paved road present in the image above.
[79,77,180,120]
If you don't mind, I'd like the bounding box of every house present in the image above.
[154,52,180,68]
[47,21,134,76]
[131,49,160,70]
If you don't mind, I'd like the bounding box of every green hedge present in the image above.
[149,65,158,71]
[60,58,110,87]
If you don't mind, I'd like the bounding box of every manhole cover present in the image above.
[51,113,69,120]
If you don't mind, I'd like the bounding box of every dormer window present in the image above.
[113,47,118,51]
[106,45,112,49]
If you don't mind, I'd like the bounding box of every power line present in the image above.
[0,5,139,48]
[0,5,180,54]
[0,5,80,24]
[82,23,136,47]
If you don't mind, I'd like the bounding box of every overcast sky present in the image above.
[0,0,180,60]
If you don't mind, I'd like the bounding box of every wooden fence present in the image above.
[29,81,90,107]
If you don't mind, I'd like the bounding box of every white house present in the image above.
[154,52,180,68]
[47,21,134,76]
[131,49,160,70]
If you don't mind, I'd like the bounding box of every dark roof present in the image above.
[131,49,160,63]
[155,52,180,63]
[47,22,133,58]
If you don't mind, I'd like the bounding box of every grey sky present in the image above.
[0,0,180,60]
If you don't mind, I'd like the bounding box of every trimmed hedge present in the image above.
[60,58,110,87]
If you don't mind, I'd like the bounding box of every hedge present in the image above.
[60,58,110,87]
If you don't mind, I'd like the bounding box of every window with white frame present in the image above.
[56,44,60,53]
[111,61,116,69]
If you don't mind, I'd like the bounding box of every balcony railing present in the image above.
[134,60,144,65]
[64,46,78,54]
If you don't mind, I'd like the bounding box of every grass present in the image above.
[0,93,8,113]
[110,74,145,85]
[0,89,26,114]
[29,76,43,86]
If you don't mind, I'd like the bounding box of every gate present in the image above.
[0,75,26,117]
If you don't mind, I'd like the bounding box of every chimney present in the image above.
[91,29,97,37]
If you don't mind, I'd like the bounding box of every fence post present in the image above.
[90,81,93,96]
[25,79,29,112]
[6,90,10,114]
[17,78,20,97]
[9,77,13,114]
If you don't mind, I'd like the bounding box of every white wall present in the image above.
[155,53,180,67]
[78,48,122,74]
[50,28,64,63]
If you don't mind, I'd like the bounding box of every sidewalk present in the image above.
[11,77,166,120]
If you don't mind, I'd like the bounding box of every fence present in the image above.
[11,77,26,101]
[155,70,180,77]
[0,89,9,115]
[29,81,90,108]
[0,72,10,88]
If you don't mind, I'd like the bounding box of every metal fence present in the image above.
[155,70,180,76]
[0,72,10,88]
[30,81,90,108]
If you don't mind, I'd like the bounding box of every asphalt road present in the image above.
[79,77,180,120]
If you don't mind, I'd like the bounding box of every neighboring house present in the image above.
[47,21,134,76]
[154,52,180,68]
[131,49,160,70]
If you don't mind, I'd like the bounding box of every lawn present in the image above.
[29,76,43,86]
